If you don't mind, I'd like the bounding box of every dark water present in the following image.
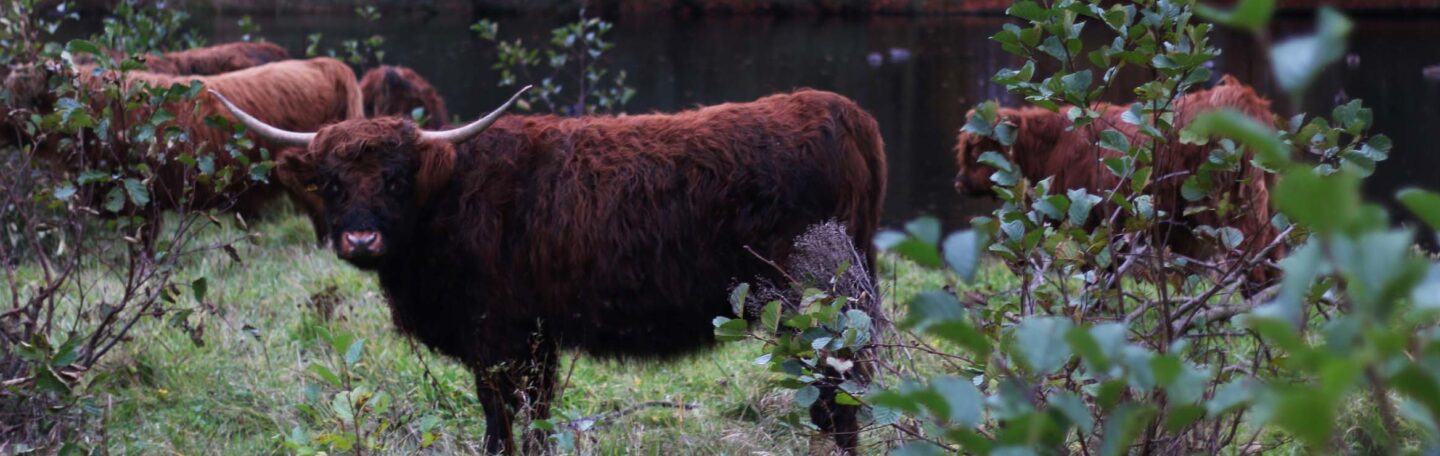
[77,12,1440,229]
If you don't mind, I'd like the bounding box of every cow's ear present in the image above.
[415,141,456,204]
[275,147,317,192]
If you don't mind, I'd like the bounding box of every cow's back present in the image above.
[428,90,886,360]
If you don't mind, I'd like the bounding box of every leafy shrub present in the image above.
[473,8,636,116]
[303,5,386,66]
[730,0,1440,453]
[0,1,265,450]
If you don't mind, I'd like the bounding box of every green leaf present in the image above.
[760,300,781,335]
[933,375,983,427]
[1332,230,1429,319]
[906,217,942,246]
[1184,110,1289,168]
[1069,323,1126,373]
[78,170,111,185]
[123,178,150,206]
[1399,188,1440,231]
[978,151,1015,173]
[1415,263,1440,310]
[103,186,126,213]
[1038,36,1068,61]
[1048,391,1094,433]
[1269,8,1352,96]
[1271,387,1338,449]
[192,277,208,303]
[892,442,948,456]
[1061,70,1093,102]
[1216,227,1244,250]
[1034,194,1070,222]
[1007,0,1048,21]
[1391,365,1440,432]
[1152,356,1209,404]
[942,230,984,283]
[903,291,963,331]
[308,363,342,388]
[344,338,365,366]
[1098,129,1129,152]
[962,110,994,137]
[332,391,355,424]
[875,229,943,268]
[1066,189,1102,226]
[1164,404,1206,433]
[1274,167,1359,234]
[1013,317,1074,375]
[53,183,77,201]
[1207,378,1255,417]
[795,385,820,408]
[1196,0,1275,30]
[928,320,992,359]
[713,317,749,342]
[64,39,102,56]
[1098,404,1155,456]
[729,283,749,317]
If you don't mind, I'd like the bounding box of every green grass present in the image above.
[73,210,959,455]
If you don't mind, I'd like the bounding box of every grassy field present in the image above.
[78,209,971,455]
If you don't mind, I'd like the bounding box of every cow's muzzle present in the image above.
[338,230,385,260]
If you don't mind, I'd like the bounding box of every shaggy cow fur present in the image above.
[3,58,360,239]
[270,90,886,454]
[954,75,1281,285]
[73,42,290,75]
[359,65,450,128]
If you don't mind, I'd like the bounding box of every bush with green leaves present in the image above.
[726,0,1439,453]
[304,5,386,66]
[0,2,265,450]
[472,8,635,116]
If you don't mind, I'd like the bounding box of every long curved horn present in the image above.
[419,85,531,144]
[208,89,315,147]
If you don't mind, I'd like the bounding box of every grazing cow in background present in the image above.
[213,87,887,454]
[2,58,360,240]
[954,75,1281,286]
[360,65,450,128]
[73,41,290,75]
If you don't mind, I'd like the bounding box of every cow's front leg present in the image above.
[519,340,559,454]
[474,364,519,455]
[472,334,560,455]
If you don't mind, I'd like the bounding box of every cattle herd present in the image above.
[1,40,1286,453]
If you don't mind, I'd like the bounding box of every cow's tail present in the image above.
[832,96,888,278]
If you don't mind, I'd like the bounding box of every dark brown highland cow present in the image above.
[212,87,887,454]
[3,58,360,238]
[73,41,290,75]
[954,75,1281,286]
[359,65,450,128]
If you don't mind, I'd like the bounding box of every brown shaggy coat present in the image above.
[359,65,449,128]
[277,89,886,453]
[74,42,290,75]
[954,75,1280,283]
[11,58,359,237]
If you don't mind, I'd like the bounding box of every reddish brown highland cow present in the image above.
[359,65,450,128]
[2,57,360,239]
[74,41,291,75]
[212,87,887,454]
[954,75,1282,286]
